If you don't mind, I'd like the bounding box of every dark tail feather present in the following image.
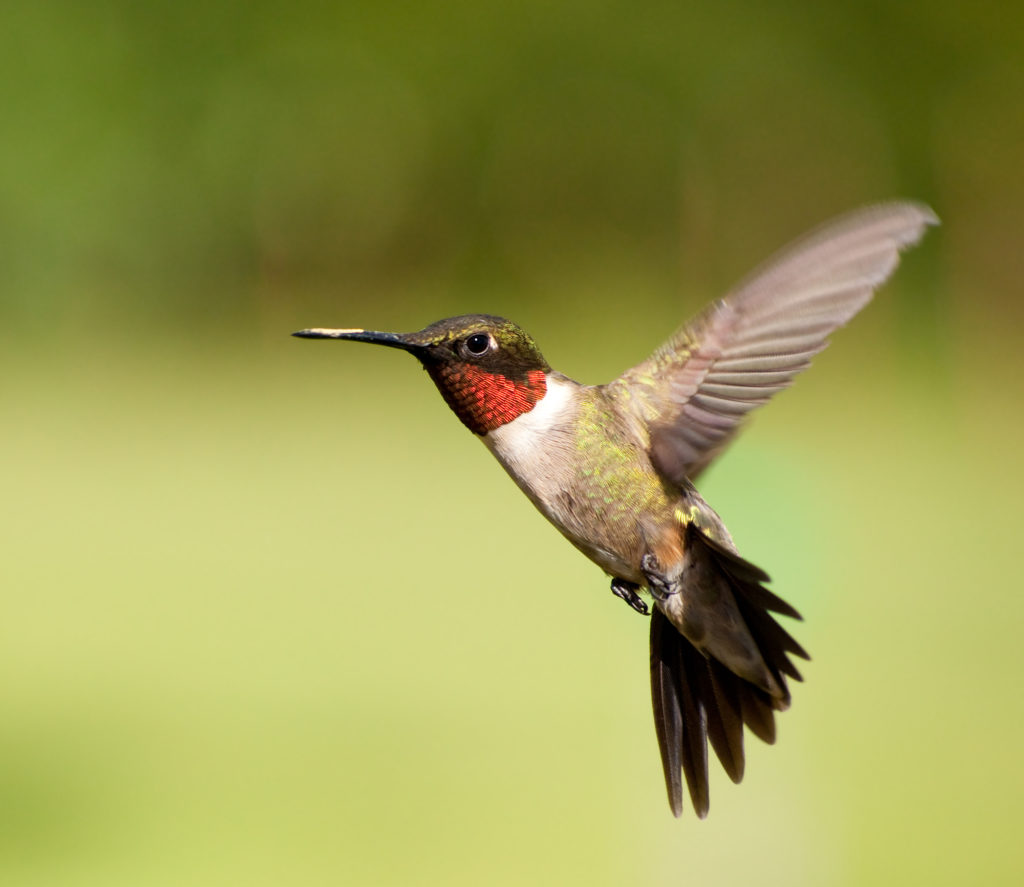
[649,536,809,818]
[651,609,686,816]
[705,657,745,782]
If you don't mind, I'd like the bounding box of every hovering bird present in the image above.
[294,202,937,818]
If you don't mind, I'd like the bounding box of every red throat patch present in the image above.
[429,364,548,435]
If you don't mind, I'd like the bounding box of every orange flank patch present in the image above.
[650,523,685,573]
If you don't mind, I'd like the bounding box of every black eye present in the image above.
[465,333,492,355]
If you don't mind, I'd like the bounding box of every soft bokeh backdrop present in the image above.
[3,1,1022,885]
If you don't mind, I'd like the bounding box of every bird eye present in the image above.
[465,333,492,356]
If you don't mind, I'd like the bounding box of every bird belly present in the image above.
[484,382,675,584]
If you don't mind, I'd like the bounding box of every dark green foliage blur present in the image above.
[3,0,1021,343]
[2,2,1022,886]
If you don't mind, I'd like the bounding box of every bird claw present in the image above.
[610,578,649,615]
[641,553,678,601]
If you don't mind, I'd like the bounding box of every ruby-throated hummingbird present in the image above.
[294,202,937,818]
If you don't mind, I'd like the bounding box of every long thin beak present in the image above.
[292,327,420,352]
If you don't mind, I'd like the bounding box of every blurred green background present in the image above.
[2,1,1022,885]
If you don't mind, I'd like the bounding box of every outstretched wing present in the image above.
[608,202,938,483]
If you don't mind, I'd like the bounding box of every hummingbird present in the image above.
[294,202,937,818]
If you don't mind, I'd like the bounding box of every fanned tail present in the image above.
[650,532,809,818]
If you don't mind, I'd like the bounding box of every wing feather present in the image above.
[608,202,937,482]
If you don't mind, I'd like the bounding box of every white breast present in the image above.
[482,374,576,468]
[481,374,639,580]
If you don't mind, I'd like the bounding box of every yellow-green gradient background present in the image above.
[2,2,1021,885]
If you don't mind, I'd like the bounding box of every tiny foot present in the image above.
[641,553,678,601]
[610,578,649,615]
